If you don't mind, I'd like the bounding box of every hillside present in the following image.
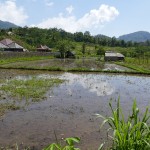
[118,31,150,42]
[0,20,18,29]
[94,34,111,39]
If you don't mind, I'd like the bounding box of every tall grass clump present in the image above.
[97,99,150,150]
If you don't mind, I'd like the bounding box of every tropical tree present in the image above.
[97,46,105,60]
[82,43,86,57]
[57,40,75,58]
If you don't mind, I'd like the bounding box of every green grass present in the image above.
[1,65,149,75]
[0,77,65,117]
[0,56,149,75]
[0,77,64,101]
[43,137,80,150]
[97,99,150,150]
[116,57,150,74]
[0,56,54,65]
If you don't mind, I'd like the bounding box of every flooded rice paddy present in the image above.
[0,58,131,71]
[0,69,150,150]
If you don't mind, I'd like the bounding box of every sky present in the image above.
[0,0,150,37]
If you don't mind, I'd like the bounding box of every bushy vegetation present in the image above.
[0,27,150,59]
[116,57,150,74]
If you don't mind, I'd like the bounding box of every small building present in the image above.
[5,42,24,52]
[37,45,51,52]
[105,52,125,61]
[65,50,75,58]
[0,39,24,52]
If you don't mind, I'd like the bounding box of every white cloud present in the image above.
[37,4,119,33]
[66,5,74,14]
[0,0,28,25]
[45,0,54,7]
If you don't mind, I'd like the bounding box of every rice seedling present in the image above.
[0,77,64,101]
[96,99,150,150]
[43,137,80,150]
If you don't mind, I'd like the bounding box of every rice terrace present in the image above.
[0,1,150,150]
[0,55,150,150]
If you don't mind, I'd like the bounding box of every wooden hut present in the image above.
[105,52,125,61]
[65,51,75,58]
[0,39,24,52]
[37,45,51,52]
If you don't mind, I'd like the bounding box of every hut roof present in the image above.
[0,42,9,48]
[0,39,13,46]
[105,52,124,58]
[8,42,23,49]
[0,39,23,49]
[37,45,51,50]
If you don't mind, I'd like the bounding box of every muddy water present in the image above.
[0,69,150,150]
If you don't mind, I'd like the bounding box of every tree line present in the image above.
[0,27,150,59]
[1,27,150,48]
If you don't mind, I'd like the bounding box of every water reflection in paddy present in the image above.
[0,69,149,150]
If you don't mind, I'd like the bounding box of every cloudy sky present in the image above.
[0,0,149,37]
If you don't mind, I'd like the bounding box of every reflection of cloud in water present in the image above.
[82,81,114,96]
[15,73,114,97]
[36,73,114,96]
[62,73,114,96]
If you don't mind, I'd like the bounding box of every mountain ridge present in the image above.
[0,20,18,29]
[118,31,150,42]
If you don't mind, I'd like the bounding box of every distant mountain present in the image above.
[0,20,18,29]
[95,34,111,39]
[118,31,150,42]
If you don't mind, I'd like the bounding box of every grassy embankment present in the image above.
[116,57,150,74]
[1,58,150,75]
[1,57,150,75]
[0,55,54,65]
[0,44,149,74]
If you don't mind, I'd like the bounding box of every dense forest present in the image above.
[0,27,150,58]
